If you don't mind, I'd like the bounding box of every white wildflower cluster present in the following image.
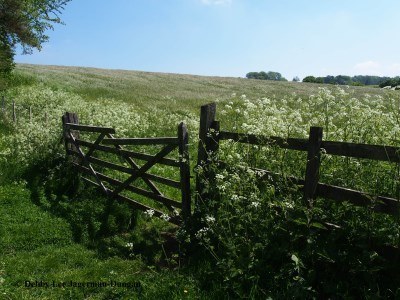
[125,242,134,250]
[144,209,155,218]
[215,173,225,181]
[195,227,211,240]
[231,194,239,201]
[205,215,215,223]
[221,87,400,144]
[160,214,170,221]
[215,87,399,200]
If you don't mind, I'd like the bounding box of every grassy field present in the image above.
[15,64,386,112]
[1,63,400,298]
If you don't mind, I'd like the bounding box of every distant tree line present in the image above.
[378,77,400,88]
[302,75,396,86]
[246,71,400,88]
[246,71,287,81]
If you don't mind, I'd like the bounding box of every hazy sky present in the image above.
[15,0,400,80]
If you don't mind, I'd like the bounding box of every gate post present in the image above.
[304,126,323,206]
[178,122,191,220]
[62,112,80,158]
[196,103,219,202]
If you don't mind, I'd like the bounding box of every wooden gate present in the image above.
[62,112,191,225]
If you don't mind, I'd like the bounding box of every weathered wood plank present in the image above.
[218,131,400,163]
[321,140,400,163]
[111,144,177,197]
[69,138,180,167]
[233,163,400,216]
[62,114,70,155]
[316,183,400,216]
[304,127,323,204]
[197,102,217,166]
[106,133,166,201]
[68,151,180,189]
[75,164,181,209]
[66,130,108,194]
[62,112,80,162]
[85,156,133,173]
[64,123,115,134]
[102,177,179,210]
[70,154,180,188]
[141,173,181,189]
[197,103,217,202]
[178,122,191,219]
[102,137,179,145]
[85,132,106,159]
[81,177,180,225]
[219,131,309,151]
[243,165,400,216]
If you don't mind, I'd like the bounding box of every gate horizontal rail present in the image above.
[198,103,400,217]
[62,112,191,225]
[219,131,400,162]
[66,138,180,167]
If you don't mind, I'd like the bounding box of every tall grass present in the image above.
[15,63,389,112]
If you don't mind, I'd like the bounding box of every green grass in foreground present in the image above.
[0,184,210,300]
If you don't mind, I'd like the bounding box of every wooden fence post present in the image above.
[178,122,191,220]
[62,112,80,156]
[29,106,32,122]
[196,103,217,201]
[12,100,16,122]
[304,126,323,205]
[197,103,217,166]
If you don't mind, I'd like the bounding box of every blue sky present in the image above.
[15,0,400,80]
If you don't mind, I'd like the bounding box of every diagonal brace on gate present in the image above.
[65,128,109,194]
[110,143,178,198]
[105,133,174,211]
[62,112,192,225]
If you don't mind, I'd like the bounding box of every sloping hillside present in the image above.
[15,64,386,112]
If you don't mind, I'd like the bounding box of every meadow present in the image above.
[0,64,399,298]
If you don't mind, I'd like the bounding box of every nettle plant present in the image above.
[191,88,400,298]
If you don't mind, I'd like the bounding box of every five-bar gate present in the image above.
[62,112,191,225]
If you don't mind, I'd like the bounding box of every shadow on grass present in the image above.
[22,157,182,268]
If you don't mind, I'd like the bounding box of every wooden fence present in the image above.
[197,103,400,217]
[62,112,191,225]
[62,103,400,228]
[1,95,46,123]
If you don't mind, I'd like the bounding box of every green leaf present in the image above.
[291,254,299,265]
[310,222,326,229]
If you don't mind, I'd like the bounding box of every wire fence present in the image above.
[1,95,49,124]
